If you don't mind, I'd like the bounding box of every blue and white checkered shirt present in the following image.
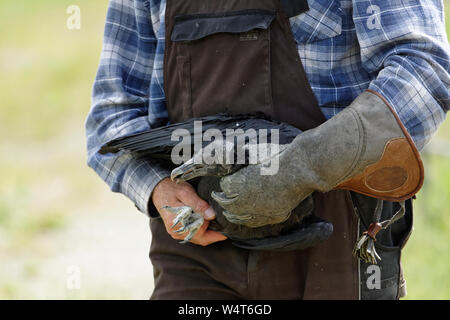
[86,0,450,216]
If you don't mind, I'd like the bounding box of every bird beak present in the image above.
[170,160,210,183]
[170,167,186,183]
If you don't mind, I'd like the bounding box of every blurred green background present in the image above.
[0,0,449,299]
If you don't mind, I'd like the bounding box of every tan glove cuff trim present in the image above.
[336,90,424,201]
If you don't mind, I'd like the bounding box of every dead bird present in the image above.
[100,113,333,251]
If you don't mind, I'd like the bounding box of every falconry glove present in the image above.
[213,91,424,228]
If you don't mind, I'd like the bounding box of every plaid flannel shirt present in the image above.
[86,0,450,216]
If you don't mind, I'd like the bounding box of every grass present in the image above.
[0,0,104,141]
[403,152,450,299]
[0,0,449,299]
[0,0,101,243]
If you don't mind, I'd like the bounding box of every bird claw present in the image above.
[211,191,239,206]
[163,206,204,243]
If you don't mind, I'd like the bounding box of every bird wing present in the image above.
[99,113,301,159]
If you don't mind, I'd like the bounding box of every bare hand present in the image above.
[151,178,228,246]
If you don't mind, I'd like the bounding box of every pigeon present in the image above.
[100,113,333,251]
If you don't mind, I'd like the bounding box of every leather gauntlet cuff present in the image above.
[335,90,424,201]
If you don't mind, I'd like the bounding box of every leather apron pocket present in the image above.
[169,10,276,120]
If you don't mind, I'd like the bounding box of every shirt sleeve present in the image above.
[352,0,450,150]
[85,0,171,217]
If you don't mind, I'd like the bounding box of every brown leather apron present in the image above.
[150,0,411,300]
[164,0,325,129]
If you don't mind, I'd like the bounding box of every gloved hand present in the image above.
[212,91,424,228]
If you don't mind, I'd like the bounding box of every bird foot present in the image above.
[163,206,204,243]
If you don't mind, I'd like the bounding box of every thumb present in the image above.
[203,206,217,221]
[193,200,217,221]
[177,186,217,221]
